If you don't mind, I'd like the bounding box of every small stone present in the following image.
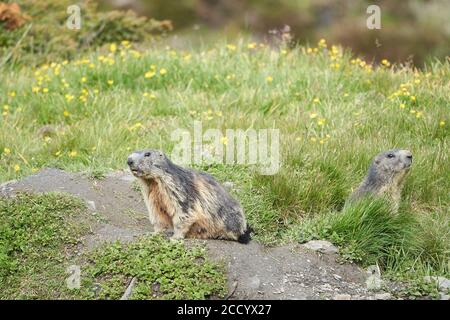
[333,274,342,280]
[302,240,339,254]
[374,292,392,300]
[333,294,351,300]
[423,276,450,291]
[439,293,450,300]
[86,200,96,211]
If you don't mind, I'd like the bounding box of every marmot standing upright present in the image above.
[347,149,413,212]
[127,149,252,243]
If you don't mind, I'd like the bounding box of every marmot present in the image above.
[127,149,252,243]
[347,149,413,212]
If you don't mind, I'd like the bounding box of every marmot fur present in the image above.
[347,149,413,212]
[127,149,252,243]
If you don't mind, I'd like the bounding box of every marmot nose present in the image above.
[127,157,134,166]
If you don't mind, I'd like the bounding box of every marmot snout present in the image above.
[128,149,252,243]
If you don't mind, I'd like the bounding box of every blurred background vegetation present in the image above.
[103,0,450,66]
[1,0,449,67]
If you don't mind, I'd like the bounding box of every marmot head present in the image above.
[371,149,413,176]
[127,149,170,179]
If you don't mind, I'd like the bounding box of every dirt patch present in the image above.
[0,168,375,300]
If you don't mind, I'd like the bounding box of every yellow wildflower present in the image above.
[220,137,228,145]
[14,164,20,172]
[317,118,326,126]
[3,148,11,155]
[109,43,117,53]
[318,38,327,48]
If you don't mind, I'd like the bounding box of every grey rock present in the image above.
[439,293,450,300]
[374,292,392,300]
[423,276,450,291]
[303,240,339,254]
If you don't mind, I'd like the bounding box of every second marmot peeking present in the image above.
[347,149,413,212]
[128,149,252,243]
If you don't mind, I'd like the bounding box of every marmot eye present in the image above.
[144,152,151,157]
[387,153,395,158]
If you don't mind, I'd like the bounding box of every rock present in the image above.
[423,276,450,291]
[86,200,96,211]
[374,292,392,300]
[333,294,352,300]
[302,240,339,254]
[439,293,450,300]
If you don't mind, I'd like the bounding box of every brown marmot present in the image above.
[127,149,252,243]
[347,149,413,212]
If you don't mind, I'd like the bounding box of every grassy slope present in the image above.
[0,39,449,289]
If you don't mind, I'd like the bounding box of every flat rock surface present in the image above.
[0,168,374,300]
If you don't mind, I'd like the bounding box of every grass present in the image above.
[0,38,448,294]
[0,192,227,299]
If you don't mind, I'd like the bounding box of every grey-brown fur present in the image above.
[127,149,251,243]
[347,149,413,212]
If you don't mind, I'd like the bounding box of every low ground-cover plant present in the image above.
[0,192,227,299]
[78,236,227,300]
